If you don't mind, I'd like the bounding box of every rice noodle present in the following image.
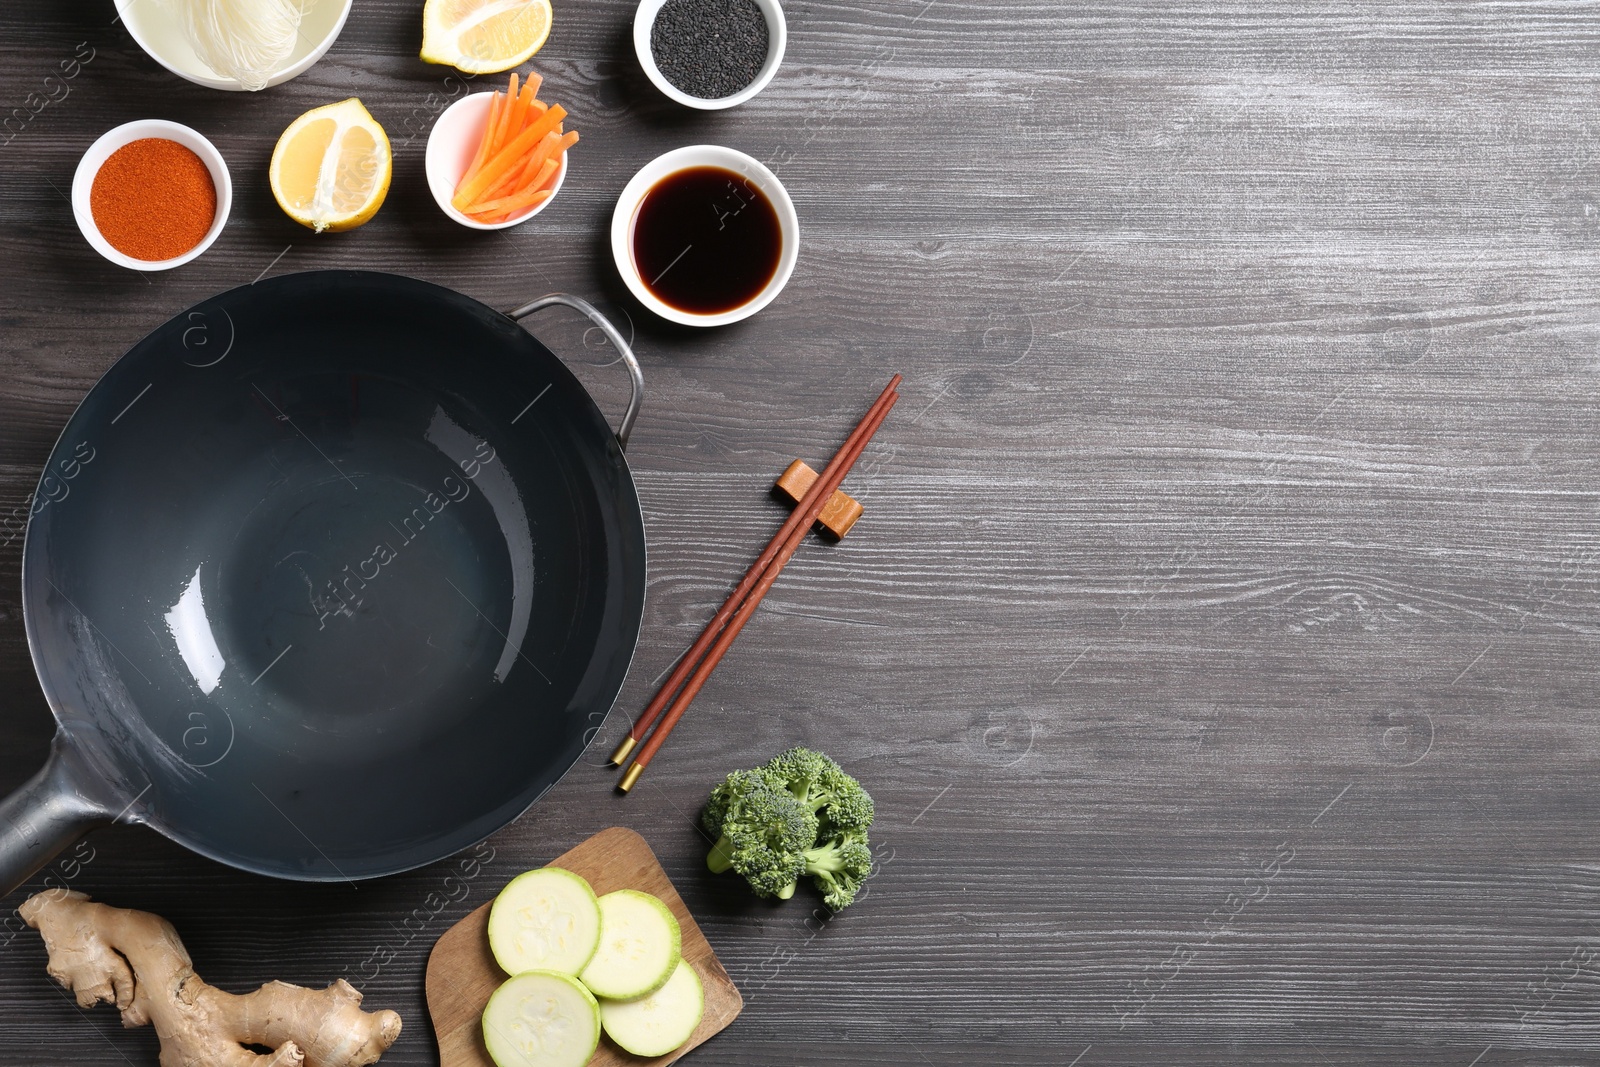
[164,0,313,91]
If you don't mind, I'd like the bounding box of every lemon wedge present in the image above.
[421,0,553,74]
[269,99,392,233]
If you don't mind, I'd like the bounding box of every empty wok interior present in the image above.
[22,273,644,879]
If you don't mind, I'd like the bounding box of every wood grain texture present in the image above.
[2,0,1600,1064]
[426,827,741,1067]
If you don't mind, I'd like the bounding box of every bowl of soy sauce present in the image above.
[610,145,799,327]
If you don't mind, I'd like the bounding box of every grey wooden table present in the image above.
[2,1,1598,1064]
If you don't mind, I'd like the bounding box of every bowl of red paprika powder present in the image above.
[72,119,231,271]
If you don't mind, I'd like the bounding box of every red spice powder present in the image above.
[90,138,217,262]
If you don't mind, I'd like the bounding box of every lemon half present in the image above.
[270,99,391,233]
[421,0,552,74]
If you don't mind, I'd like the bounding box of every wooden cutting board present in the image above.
[426,827,743,1067]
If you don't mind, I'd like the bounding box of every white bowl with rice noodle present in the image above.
[116,0,353,91]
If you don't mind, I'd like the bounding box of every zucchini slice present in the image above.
[481,970,600,1067]
[577,889,682,999]
[599,958,705,1057]
[487,867,602,977]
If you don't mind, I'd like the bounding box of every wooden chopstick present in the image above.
[618,382,901,792]
[609,374,903,768]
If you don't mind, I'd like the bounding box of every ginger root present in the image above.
[20,890,401,1067]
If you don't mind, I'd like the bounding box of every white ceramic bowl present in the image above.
[426,92,568,231]
[610,145,799,327]
[72,120,232,272]
[116,0,353,91]
[633,0,786,110]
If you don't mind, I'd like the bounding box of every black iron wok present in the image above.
[0,271,646,895]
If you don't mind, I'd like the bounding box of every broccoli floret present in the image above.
[704,749,877,908]
[762,747,876,836]
[701,768,755,844]
[804,833,873,911]
[702,769,817,899]
[817,770,875,835]
[763,747,833,800]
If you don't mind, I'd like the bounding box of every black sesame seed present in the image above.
[650,0,771,101]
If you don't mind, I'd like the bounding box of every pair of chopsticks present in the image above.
[612,374,903,792]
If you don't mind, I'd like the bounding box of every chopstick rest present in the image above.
[774,460,863,539]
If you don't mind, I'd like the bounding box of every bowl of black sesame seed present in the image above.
[634,0,786,110]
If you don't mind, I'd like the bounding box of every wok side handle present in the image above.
[508,294,644,451]
[0,741,112,903]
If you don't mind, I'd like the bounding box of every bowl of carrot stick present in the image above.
[426,71,578,230]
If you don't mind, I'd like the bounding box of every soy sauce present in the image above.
[631,166,782,315]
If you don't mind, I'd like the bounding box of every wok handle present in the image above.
[0,740,112,902]
[508,294,644,451]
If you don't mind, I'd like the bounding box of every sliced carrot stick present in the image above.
[477,147,540,202]
[522,72,543,102]
[485,82,513,160]
[504,75,533,148]
[510,102,566,154]
[502,73,521,133]
[468,116,562,208]
[475,130,559,202]
[463,103,551,204]
[507,158,559,203]
[508,98,549,166]
[467,163,558,219]
[536,155,563,193]
[517,130,575,191]
[471,189,553,223]
[513,152,560,197]
[492,73,520,155]
[452,105,566,209]
[477,129,573,209]
[458,90,503,190]
[496,125,552,190]
[469,128,575,209]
